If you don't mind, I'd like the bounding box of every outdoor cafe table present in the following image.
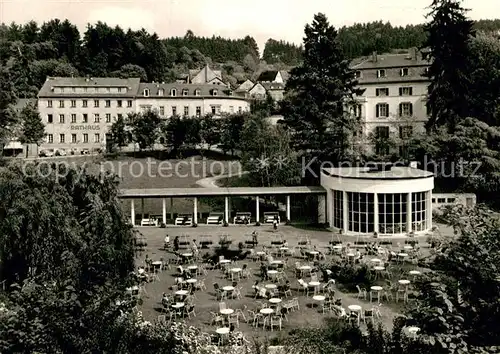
[256,251,266,260]
[404,245,413,250]
[182,253,193,258]
[312,295,325,307]
[220,308,234,316]
[269,298,282,305]
[186,278,197,285]
[409,270,421,276]
[187,265,198,272]
[152,261,162,269]
[348,305,362,324]
[308,251,319,259]
[222,286,234,292]
[260,308,274,315]
[399,279,411,287]
[265,284,277,289]
[216,327,230,343]
[309,281,321,295]
[270,260,283,265]
[175,290,188,297]
[397,253,409,262]
[172,302,184,309]
[267,270,278,280]
[219,259,231,265]
[230,268,242,280]
[332,245,343,250]
[370,286,383,303]
[299,265,312,276]
[371,258,382,263]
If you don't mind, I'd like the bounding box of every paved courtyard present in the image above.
[132,225,450,340]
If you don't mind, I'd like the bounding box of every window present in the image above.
[212,89,218,96]
[143,89,149,97]
[375,88,389,96]
[375,126,390,139]
[432,198,436,203]
[106,87,110,93]
[238,107,242,113]
[47,100,53,108]
[354,71,361,79]
[375,103,389,118]
[437,198,446,203]
[158,89,164,96]
[105,100,111,108]
[106,113,111,123]
[94,100,99,108]
[184,106,189,116]
[332,190,344,229]
[118,87,123,93]
[170,89,177,97]
[71,114,76,123]
[172,106,177,116]
[47,134,53,143]
[182,89,189,96]
[377,69,386,78]
[447,198,456,203]
[399,87,413,96]
[83,87,88,93]
[399,126,413,139]
[59,114,65,123]
[378,193,408,234]
[117,100,122,108]
[71,134,77,143]
[195,89,201,96]
[59,134,65,143]
[117,113,123,120]
[71,87,76,93]
[424,67,430,75]
[82,100,88,108]
[83,114,88,123]
[83,134,88,143]
[94,134,100,143]
[399,102,413,117]
[347,192,375,233]
[196,106,201,117]
[47,114,53,123]
[58,100,64,108]
[94,114,100,123]
[160,106,165,115]
[412,192,429,232]
[229,106,234,113]
[211,106,216,114]
[400,68,409,77]
[70,100,76,108]
[127,100,132,107]
[353,104,362,118]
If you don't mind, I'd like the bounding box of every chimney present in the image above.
[372,51,377,63]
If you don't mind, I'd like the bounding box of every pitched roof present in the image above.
[38,77,141,97]
[189,64,222,83]
[137,83,237,98]
[279,70,290,82]
[261,82,285,90]
[351,51,430,70]
[257,70,279,82]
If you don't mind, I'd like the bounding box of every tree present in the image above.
[0,66,18,154]
[240,115,301,187]
[281,13,364,178]
[162,115,185,155]
[220,113,245,155]
[424,0,475,131]
[110,113,128,150]
[199,115,221,150]
[129,110,161,151]
[115,63,148,81]
[18,102,45,157]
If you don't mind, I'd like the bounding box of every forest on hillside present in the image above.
[1,18,500,99]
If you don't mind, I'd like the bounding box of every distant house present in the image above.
[256,70,288,84]
[188,64,227,86]
[261,82,285,101]
[236,79,255,93]
[248,83,267,99]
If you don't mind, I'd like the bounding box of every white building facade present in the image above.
[321,165,434,236]
[37,77,250,152]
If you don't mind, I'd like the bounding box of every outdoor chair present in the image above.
[270,315,282,331]
[235,306,247,323]
[228,313,240,328]
[210,311,224,326]
[185,304,196,318]
[362,309,374,324]
[218,302,227,312]
[297,279,309,296]
[356,285,367,300]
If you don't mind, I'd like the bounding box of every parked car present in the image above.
[69,148,79,155]
[81,149,90,155]
[55,149,67,156]
[39,149,54,157]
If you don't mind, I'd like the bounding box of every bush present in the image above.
[160,223,166,228]
[256,221,261,226]
[328,261,373,291]
[192,223,198,228]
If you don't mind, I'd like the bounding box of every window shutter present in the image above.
[409,87,413,95]
[399,87,402,96]
[399,127,403,138]
[377,70,380,78]
[399,104,403,117]
[376,105,380,118]
[409,103,413,116]
[400,69,404,76]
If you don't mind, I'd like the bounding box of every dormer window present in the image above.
[377,69,386,78]
[182,89,189,96]
[400,68,409,77]
[228,90,233,96]
[212,89,218,96]
[195,89,201,96]
[158,88,164,96]
[354,71,362,79]
[143,88,150,97]
[423,67,430,75]
[170,89,177,97]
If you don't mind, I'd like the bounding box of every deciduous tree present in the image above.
[129,110,161,151]
[18,102,45,157]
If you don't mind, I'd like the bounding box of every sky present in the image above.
[1,0,498,54]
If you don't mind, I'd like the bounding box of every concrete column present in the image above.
[193,197,198,224]
[141,198,145,221]
[170,198,174,220]
[162,198,167,224]
[286,195,291,221]
[224,196,229,223]
[427,190,433,231]
[317,194,326,224]
[131,199,135,226]
[256,196,260,223]
[342,191,348,232]
[374,193,379,234]
[326,190,333,227]
[407,192,412,233]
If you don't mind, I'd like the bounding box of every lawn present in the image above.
[132,225,438,342]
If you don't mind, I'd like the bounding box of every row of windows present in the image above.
[375,126,413,139]
[355,67,429,79]
[142,88,226,97]
[47,113,119,124]
[375,102,414,118]
[375,87,413,97]
[54,86,127,94]
[144,105,243,116]
[47,99,133,109]
[46,133,101,144]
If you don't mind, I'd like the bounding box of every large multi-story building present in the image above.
[351,48,431,154]
[37,76,250,153]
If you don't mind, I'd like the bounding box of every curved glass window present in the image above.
[412,191,429,232]
[332,190,343,229]
[347,192,374,233]
[378,193,407,234]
